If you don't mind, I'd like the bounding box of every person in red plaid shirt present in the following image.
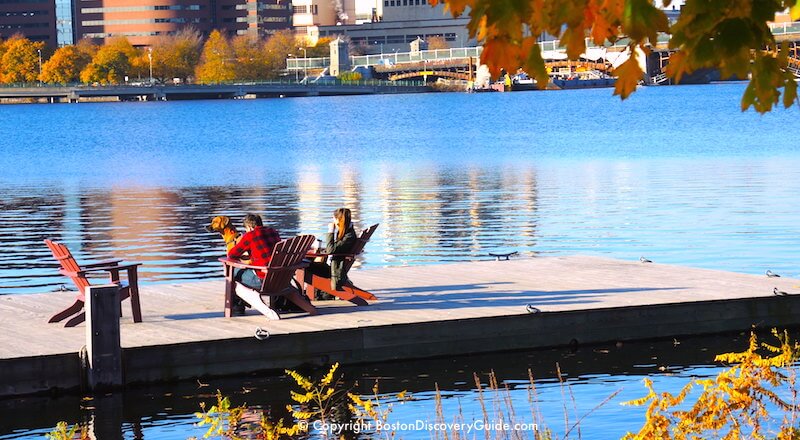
[227,213,281,314]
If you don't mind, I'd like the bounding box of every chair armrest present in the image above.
[219,258,268,271]
[218,258,309,272]
[60,262,142,277]
[328,253,357,260]
[82,259,123,268]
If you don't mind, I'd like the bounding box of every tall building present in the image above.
[291,0,336,43]
[312,2,471,53]
[242,0,291,38]
[72,0,290,46]
[0,0,58,45]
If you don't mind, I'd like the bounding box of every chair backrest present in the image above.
[260,234,316,293]
[341,223,379,274]
[44,239,90,295]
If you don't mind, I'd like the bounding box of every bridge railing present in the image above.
[287,47,484,70]
[770,21,800,35]
[287,23,800,70]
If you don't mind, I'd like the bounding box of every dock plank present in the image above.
[2,256,799,396]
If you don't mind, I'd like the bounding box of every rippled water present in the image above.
[1,83,799,439]
[0,331,793,439]
[1,82,799,294]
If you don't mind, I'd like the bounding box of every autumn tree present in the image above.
[40,45,93,84]
[0,34,45,84]
[263,29,296,79]
[305,37,333,57]
[195,30,235,83]
[433,0,800,112]
[427,35,449,50]
[150,27,202,83]
[80,37,139,84]
[232,35,268,80]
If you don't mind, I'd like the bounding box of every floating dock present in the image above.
[2,256,799,397]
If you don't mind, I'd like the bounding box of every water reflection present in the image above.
[0,164,543,294]
[1,158,799,294]
[0,331,764,439]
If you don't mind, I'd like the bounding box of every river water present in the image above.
[0,83,798,438]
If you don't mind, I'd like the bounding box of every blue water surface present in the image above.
[0,83,799,439]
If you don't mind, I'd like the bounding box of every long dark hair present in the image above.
[334,208,351,240]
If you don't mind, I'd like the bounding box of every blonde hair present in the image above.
[334,208,351,240]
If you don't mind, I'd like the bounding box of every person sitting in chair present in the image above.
[227,213,281,314]
[306,208,357,300]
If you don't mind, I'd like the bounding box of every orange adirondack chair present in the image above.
[219,234,318,320]
[299,224,379,305]
[44,239,143,327]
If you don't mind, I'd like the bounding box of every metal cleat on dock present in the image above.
[489,251,518,261]
[255,327,271,340]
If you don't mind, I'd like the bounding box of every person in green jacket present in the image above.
[306,207,357,299]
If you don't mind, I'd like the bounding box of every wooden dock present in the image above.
[2,256,799,397]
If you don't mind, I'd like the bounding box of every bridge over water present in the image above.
[288,21,800,82]
[0,80,428,103]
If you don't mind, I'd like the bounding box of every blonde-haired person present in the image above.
[306,208,357,299]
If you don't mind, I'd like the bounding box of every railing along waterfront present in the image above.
[0,78,425,89]
[287,21,800,69]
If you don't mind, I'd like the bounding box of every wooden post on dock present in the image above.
[84,284,123,390]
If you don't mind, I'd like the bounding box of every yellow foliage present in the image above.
[195,30,235,84]
[623,329,800,439]
[46,421,89,440]
[284,363,344,428]
[0,35,45,84]
[195,390,246,439]
[321,362,339,386]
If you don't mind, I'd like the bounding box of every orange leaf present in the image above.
[612,52,643,99]
[481,38,521,77]
[665,50,692,84]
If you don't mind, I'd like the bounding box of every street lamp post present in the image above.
[288,54,298,82]
[37,49,42,85]
[147,47,153,84]
[300,47,307,82]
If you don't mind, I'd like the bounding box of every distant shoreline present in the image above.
[0,81,431,104]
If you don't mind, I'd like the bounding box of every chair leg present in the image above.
[309,275,368,306]
[285,289,319,315]
[342,280,377,301]
[235,286,281,320]
[49,299,85,323]
[127,276,142,323]
[65,311,86,328]
[295,268,315,301]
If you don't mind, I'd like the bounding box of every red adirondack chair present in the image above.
[298,224,379,305]
[44,239,143,327]
[219,234,318,320]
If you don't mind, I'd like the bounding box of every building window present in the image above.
[292,5,305,13]
[312,4,318,14]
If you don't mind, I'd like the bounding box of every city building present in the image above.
[242,0,292,38]
[290,0,338,43]
[72,0,290,46]
[0,0,58,46]
[311,2,472,53]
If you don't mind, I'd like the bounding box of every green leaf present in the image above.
[623,0,668,44]
[782,72,798,108]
